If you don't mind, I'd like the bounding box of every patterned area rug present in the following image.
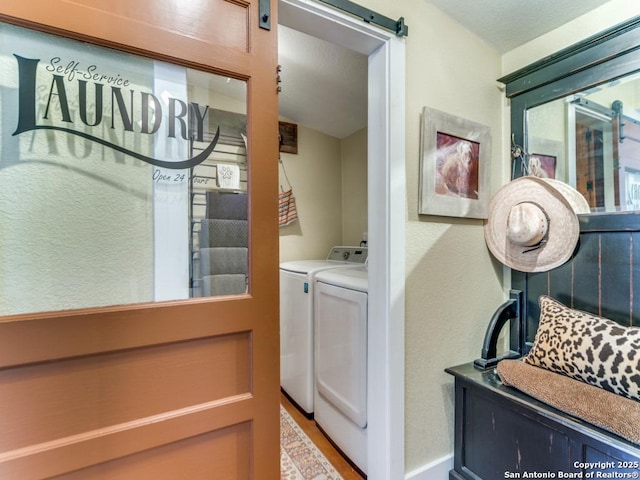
[281,406,343,480]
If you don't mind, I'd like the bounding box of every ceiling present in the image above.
[424,0,613,53]
[277,25,367,139]
[277,0,613,140]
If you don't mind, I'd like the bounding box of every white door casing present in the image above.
[278,1,407,478]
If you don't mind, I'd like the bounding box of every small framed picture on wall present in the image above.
[279,121,298,154]
[419,107,491,219]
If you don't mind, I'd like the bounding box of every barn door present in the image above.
[0,1,279,478]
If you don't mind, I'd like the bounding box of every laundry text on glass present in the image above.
[11,55,219,169]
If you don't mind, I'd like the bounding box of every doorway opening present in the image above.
[277,1,406,479]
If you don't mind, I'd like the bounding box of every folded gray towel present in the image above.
[200,219,248,247]
[206,191,247,220]
[200,247,248,275]
[202,274,247,296]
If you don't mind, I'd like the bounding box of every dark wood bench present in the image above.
[447,215,640,480]
[446,362,640,480]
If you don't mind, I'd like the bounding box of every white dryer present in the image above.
[279,246,367,417]
[313,264,368,475]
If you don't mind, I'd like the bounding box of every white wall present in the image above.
[341,127,368,246]
[402,3,505,472]
[278,124,367,262]
[278,124,343,261]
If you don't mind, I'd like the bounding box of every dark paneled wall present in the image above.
[512,213,640,353]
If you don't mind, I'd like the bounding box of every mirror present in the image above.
[527,71,640,212]
[500,15,640,215]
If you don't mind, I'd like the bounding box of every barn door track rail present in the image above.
[318,0,408,37]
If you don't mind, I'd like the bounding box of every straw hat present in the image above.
[484,176,590,273]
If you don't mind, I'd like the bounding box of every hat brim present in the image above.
[484,176,582,273]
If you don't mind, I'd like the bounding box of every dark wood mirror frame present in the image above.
[499,15,640,354]
[501,15,640,136]
[501,14,640,214]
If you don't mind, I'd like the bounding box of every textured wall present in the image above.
[395,1,506,470]
[278,124,343,262]
[341,128,368,247]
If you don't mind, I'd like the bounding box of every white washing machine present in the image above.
[313,264,368,475]
[279,246,367,417]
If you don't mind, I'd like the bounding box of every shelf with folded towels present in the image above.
[189,130,248,298]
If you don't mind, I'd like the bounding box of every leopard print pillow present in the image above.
[523,295,640,402]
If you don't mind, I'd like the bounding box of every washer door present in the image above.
[314,281,367,428]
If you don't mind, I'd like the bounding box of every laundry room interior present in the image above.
[277,18,371,478]
[277,25,369,261]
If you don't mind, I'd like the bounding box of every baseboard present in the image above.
[405,453,454,480]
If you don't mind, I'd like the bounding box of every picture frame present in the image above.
[528,153,556,179]
[419,107,491,219]
[527,136,564,181]
[279,121,298,154]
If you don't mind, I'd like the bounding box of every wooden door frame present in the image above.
[0,1,280,478]
[278,2,406,478]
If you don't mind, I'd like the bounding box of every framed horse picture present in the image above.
[419,107,491,219]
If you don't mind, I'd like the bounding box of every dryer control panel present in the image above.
[326,246,368,263]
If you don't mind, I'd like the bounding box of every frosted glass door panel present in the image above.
[0,22,248,316]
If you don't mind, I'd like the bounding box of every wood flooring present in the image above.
[280,393,365,480]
